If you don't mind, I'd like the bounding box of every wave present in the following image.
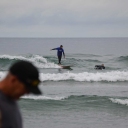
[117,55,128,62]
[20,95,128,111]
[40,71,128,82]
[0,55,60,69]
[0,54,127,71]
[22,95,66,100]
[0,54,103,70]
[21,95,121,106]
[1,71,128,82]
[21,95,128,107]
[21,95,104,101]
[21,95,101,101]
[109,98,128,106]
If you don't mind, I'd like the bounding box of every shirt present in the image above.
[0,91,22,128]
[52,47,65,56]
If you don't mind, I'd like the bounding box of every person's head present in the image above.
[60,45,63,48]
[0,61,41,99]
[102,64,104,66]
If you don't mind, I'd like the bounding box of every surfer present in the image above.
[95,64,105,70]
[51,45,65,64]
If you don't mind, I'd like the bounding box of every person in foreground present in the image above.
[95,64,105,70]
[51,45,65,64]
[0,60,42,128]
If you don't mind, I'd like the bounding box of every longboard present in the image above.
[61,65,71,69]
[58,65,72,69]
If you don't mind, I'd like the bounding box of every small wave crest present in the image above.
[0,55,60,69]
[21,95,108,104]
[21,95,66,100]
[109,98,128,106]
[117,55,128,62]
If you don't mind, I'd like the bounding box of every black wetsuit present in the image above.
[58,56,62,64]
[95,65,105,70]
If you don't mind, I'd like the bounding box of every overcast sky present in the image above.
[0,0,128,37]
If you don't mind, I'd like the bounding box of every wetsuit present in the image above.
[95,65,105,70]
[52,47,65,64]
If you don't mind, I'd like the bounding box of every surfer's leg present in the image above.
[58,56,61,64]
[59,56,62,64]
[58,56,60,64]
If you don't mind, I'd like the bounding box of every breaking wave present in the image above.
[0,55,60,69]
[40,71,128,82]
[1,71,128,82]
[110,98,128,106]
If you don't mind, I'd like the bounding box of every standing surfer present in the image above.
[51,45,65,64]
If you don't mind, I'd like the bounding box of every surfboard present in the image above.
[61,65,71,69]
[59,65,72,69]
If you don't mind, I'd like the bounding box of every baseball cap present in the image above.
[9,61,42,95]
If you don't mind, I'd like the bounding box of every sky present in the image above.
[0,0,128,37]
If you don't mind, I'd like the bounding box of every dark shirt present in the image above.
[0,91,22,128]
[52,47,65,56]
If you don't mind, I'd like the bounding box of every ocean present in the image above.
[0,38,128,128]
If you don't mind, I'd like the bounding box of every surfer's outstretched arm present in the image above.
[51,48,57,51]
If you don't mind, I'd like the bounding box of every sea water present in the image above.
[0,38,128,128]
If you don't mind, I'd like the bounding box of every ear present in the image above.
[9,75,19,84]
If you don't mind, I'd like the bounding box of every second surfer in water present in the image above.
[51,45,65,65]
[95,64,105,70]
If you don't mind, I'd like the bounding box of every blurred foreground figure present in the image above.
[0,61,42,128]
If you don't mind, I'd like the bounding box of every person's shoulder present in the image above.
[0,90,17,105]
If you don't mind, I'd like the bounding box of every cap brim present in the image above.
[27,86,42,95]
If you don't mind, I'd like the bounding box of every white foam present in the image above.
[109,98,128,106]
[22,95,66,100]
[1,70,128,82]
[40,71,128,82]
[0,55,60,69]
[0,72,7,80]
[0,55,27,60]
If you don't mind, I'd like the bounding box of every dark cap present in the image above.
[9,61,42,95]
[60,45,63,47]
